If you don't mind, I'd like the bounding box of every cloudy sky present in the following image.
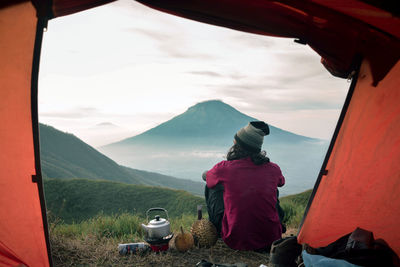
[39,0,350,147]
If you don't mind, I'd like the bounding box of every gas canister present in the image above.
[118,242,150,255]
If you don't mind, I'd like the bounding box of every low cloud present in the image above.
[228,32,275,48]
[186,71,222,77]
[128,27,171,42]
[213,75,347,113]
[127,27,205,60]
[40,107,100,118]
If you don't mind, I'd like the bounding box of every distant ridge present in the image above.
[39,123,204,196]
[40,124,135,183]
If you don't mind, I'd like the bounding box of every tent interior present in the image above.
[0,0,399,266]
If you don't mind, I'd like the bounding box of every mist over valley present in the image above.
[99,100,329,196]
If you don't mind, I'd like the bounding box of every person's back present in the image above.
[204,121,285,251]
[206,157,284,250]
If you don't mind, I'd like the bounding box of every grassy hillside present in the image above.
[39,123,205,196]
[44,176,311,228]
[44,178,205,223]
[121,166,205,195]
[280,189,312,227]
[49,188,311,266]
[40,124,138,183]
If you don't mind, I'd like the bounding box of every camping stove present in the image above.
[144,234,173,252]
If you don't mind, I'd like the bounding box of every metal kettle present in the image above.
[141,208,171,239]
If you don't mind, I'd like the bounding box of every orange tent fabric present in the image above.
[33,0,116,18]
[298,58,400,255]
[0,1,115,266]
[0,0,399,265]
[0,2,49,266]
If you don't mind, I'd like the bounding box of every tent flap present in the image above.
[31,0,116,18]
[298,58,400,256]
[51,0,116,18]
[0,2,50,266]
[1,0,399,265]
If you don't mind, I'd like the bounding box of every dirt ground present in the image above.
[127,239,270,267]
[52,238,269,266]
[51,229,297,266]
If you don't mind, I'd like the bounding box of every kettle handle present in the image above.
[146,207,169,221]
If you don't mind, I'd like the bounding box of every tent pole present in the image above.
[297,60,361,233]
[31,16,53,267]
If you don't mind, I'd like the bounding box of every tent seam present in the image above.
[31,16,53,267]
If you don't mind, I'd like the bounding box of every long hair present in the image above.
[226,143,270,165]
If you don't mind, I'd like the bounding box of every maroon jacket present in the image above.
[206,157,285,250]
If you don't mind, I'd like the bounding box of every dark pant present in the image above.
[205,184,286,235]
[204,184,225,235]
[276,189,286,233]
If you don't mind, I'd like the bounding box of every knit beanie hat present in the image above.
[234,121,270,153]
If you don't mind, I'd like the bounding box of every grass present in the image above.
[48,189,311,266]
[50,233,273,267]
[280,189,312,227]
[49,213,196,241]
[48,189,312,241]
[49,213,273,267]
[49,213,205,266]
[44,178,206,223]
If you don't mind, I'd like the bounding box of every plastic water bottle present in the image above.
[118,242,150,255]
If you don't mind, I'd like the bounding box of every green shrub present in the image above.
[49,190,312,239]
[50,212,198,242]
[280,189,312,228]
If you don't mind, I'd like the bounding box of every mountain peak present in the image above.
[188,99,240,113]
[106,100,254,146]
[191,99,227,107]
[195,99,224,104]
[103,99,317,148]
[181,100,253,123]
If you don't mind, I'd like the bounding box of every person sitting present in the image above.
[203,121,285,252]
